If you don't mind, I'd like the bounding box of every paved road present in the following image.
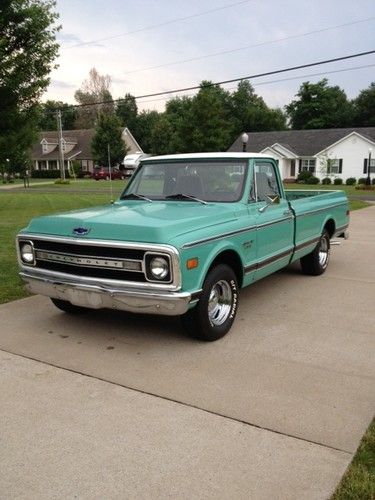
[0,207,374,499]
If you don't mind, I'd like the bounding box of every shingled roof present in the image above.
[228,128,375,156]
[32,129,94,160]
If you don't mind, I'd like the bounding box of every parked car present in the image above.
[16,153,349,341]
[92,166,124,180]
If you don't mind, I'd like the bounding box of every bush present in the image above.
[334,178,343,185]
[372,178,375,186]
[297,170,313,183]
[346,177,356,185]
[322,177,331,185]
[358,177,367,184]
[31,169,70,179]
[306,175,320,184]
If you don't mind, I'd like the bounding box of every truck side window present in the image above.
[251,162,280,202]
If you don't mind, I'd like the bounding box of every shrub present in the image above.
[322,177,331,185]
[297,170,313,183]
[346,177,356,185]
[358,177,367,184]
[306,175,320,184]
[333,178,343,185]
[372,178,375,186]
[31,169,70,179]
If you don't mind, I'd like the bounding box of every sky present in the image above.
[47,0,375,112]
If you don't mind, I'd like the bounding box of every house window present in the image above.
[328,159,342,174]
[39,161,47,170]
[301,159,316,173]
[42,143,48,154]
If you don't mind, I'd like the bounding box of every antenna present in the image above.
[56,110,65,181]
[107,143,114,204]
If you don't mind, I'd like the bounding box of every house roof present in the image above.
[228,128,375,156]
[32,129,95,160]
[32,127,142,160]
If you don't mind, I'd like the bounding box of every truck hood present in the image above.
[23,200,240,245]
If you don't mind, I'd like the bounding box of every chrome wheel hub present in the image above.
[207,280,233,326]
[319,236,329,267]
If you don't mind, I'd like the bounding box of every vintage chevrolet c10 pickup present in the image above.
[16,153,349,341]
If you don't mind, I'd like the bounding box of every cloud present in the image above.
[50,79,76,89]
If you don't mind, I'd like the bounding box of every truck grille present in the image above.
[22,239,150,283]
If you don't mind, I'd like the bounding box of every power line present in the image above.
[135,63,375,105]
[35,50,375,115]
[118,16,375,75]
[65,0,254,49]
[72,50,375,107]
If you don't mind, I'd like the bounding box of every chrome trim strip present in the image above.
[294,236,320,252]
[295,202,347,218]
[244,248,293,274]
[182,216,293,249]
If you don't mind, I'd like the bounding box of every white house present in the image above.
[228,128,375,181]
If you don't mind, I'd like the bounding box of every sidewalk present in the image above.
[0,206,374,498]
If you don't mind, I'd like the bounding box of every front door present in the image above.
[250,161,294,281]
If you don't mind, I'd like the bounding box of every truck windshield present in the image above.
[121,160,247,202]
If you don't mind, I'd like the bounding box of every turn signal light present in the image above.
[186,257,199,270]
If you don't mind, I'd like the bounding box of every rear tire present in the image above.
[181,264,239,341]
[51,298,88,314]
[300,229,330,276]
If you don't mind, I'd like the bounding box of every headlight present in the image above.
[20,242,35,265]
[149,256,169,279]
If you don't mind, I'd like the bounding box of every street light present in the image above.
[241,132,249,152]
[366,147,372,186]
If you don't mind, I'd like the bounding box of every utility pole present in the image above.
[56,110,65,181]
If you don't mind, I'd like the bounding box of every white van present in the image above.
[123,153,151,177]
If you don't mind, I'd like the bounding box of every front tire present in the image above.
[300,229,330,275]
[51,298,88,314]
[181,264,239,341]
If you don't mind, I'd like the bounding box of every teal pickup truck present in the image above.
[16,153,349,341]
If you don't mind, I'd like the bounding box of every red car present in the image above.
[92,166,124,181]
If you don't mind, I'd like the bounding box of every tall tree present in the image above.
[185,81,233,152]
[285,79,353,129]
[230,80,286,135]
[116,93,138,130]
[132,110,162,153]
[37,100,77,130]
[352,82,375,127]
[91,113,126,165]
[0,0,60,172]
[74,68,114,129]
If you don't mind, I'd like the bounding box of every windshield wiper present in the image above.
[165,193,208,205]
[120,193,152,202]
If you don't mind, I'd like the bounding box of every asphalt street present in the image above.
[0,206,374,499]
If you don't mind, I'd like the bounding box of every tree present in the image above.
[74,68,114,129]
[285,79,353,129]
[132,110,162,153]
[37,100,77,130]
[116,93,138,130]
[0,0,60,172]
[91,113,126,165]
[230,80,286,135]
[352,82,375,127]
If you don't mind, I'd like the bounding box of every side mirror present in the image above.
[258,194,280,213]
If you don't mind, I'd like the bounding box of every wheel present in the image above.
[51,298,88,314]
[300,229,330,276]
[181,264,239,341]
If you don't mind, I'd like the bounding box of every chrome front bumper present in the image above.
[20,271,198,316]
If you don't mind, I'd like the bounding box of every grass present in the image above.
[332,418,375,500]
[284,182,375,199]
[0,191,112,304]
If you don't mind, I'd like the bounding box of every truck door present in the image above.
[250,161,294,280]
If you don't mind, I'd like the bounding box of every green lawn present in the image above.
[284,182,375,199]
[332,418,375,500]
[0,191,112,304]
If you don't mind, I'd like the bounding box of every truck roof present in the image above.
[142,152,272,162]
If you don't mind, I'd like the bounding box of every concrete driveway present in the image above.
[1,207,374,499]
